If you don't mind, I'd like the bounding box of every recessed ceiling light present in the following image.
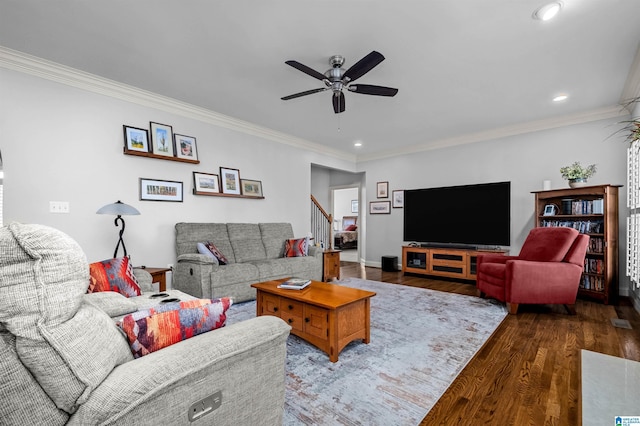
[533,1,562,21]
[354,141,362,147]
[553,94,568,102]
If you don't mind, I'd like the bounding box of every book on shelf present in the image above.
[278,278,311,290]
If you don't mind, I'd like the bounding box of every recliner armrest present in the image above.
[70,316,291,426]
[308,245,322,258]
[177,253,218,266]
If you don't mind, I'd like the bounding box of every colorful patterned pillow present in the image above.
[284,237,308,257]
[88,256,141,298]
[117,298,232,358]
[204,241,229,265]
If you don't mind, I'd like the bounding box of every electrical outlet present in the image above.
[49,201,70,213]
[188,391,221,422]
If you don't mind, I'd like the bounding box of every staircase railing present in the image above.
[311,195,332,249]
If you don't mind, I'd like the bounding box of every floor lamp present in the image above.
[96,200,140,258]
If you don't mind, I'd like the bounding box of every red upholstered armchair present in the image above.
[476,227,589,315]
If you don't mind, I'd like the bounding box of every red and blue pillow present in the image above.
[284,237,309,257]
[117,298,232,358]
[87,256,141,297]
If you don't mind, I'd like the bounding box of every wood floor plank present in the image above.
[339,262,640,425]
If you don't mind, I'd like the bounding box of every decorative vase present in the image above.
[569,178,587,188]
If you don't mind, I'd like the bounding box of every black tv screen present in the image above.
[403,181,511,247]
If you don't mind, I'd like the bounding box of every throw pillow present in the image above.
[88,256,141,297]
[117,298,232,358]
[204,241,229,265]
[197,242,219,264]
[345,224,357,231]
[284,237,308,257]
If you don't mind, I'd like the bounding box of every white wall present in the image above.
[357,117,630,295]
[0,68,349,268]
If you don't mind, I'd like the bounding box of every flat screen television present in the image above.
[403,181,511,247]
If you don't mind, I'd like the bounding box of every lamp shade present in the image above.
[96,200,140,216]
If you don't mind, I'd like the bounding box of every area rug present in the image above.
[226,278,507,425]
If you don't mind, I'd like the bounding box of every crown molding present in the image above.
[356,105,629,163]
[0,46,356,163]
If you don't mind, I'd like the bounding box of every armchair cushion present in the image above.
[83,292,139,317]
[0,223,133,413]
[518,227,579,262]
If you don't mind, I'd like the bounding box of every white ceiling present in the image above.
[1,0,639,161]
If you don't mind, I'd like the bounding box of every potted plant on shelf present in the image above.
[560,162,597,188]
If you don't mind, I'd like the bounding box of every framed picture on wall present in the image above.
[193,172,220,194]
[150,122,174,157]
[174,134,198,161]
[376,181,389,198]
[241,179,264,197]
[392,190,404,208]
[220,167,241,195]
[370,201,391,214]
[351,199,358,213]
[139,178,183,202]
[123,125,149,153]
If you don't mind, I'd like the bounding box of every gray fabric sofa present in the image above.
[174,222,323,302]
[0,222,290,426]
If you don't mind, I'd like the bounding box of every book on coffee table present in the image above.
[278,278,311,290]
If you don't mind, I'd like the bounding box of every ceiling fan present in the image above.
[281,51,398,114]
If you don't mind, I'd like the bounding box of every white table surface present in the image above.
[581,350,640,426]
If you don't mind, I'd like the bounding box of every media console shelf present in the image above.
[402,246,507,281]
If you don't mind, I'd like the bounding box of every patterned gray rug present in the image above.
[226,278,507,425]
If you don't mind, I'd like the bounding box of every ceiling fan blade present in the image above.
[348,84,398,97]
[332,92,345,114]
[281,87,328,100]
[285,60,327,80]
[343,51,385,82]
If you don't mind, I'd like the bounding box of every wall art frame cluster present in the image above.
[193,168,264,199]
[124,122,199,164]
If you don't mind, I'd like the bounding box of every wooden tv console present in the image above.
[402,246,507,281]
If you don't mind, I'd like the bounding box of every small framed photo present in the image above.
[174,134,198,161]
[351,199,358,213]
[543,204,558,216]
[392,190,404,208]
[377,181,389,198]
[220,167,241,195]
[241,179,263,197]
[139,178,183,202]
[150,122,174,157]
[193,172,220,194]
[370,201,391,214]
[123,125,149,153]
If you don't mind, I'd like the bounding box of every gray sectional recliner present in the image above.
[0,222,290,425]
[174,223,323,302]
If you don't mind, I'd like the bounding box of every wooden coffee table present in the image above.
[252,279,376,362]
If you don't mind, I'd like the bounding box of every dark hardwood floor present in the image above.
[339,262,640,425]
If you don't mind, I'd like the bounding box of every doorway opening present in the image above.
[332,186,359,263]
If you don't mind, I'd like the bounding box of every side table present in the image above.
[143,267,172,292]
[323,250,341,281]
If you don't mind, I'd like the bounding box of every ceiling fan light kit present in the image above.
[281,51,398,114]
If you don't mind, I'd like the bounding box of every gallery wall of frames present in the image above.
[123,122,264,202]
